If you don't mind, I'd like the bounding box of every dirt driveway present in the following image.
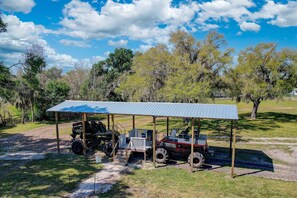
[0,123,72,154]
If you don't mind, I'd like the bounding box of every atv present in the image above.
[70,120,119,155]
[155,126,209,168]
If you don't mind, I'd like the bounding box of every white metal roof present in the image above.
[47,100,238,120]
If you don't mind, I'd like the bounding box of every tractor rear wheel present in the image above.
[72,140,84,155]
[155,148,168,163]
[188,152,204,168]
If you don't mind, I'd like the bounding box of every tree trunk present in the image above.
[31,99,34,123]
[21,109,25,124]
[251,99,260,119]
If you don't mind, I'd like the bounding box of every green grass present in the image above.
[0,122,51,138]
[134,112,297,138]
[0,154,102,197]
[101,168,297,198]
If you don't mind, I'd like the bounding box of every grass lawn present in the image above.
[0,122,51,139]
[0,154,102,197]
[101,168,297,198]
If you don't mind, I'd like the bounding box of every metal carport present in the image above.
[47,100,238,177]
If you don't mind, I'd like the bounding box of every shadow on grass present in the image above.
[205,146,274,177]
[0,153,102,197]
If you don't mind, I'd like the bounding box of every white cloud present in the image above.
[59,39,90,48]
[59,0,199,44]
[252,1,297,27]
[0,0,36,14]
[0,15,77,68]
[198,23,219,31]
[104,51,110,56]
[240,21,260,32]
[137,44,154,52]
[197,0,254,23]
[236,31,242,36]
[107,39,128,47]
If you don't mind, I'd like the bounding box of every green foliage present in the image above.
[118,45,171,101]
[0,16,7,32]
[106,48,134,73]
[36,79,70,120]
[118,30,233,102]
[83,48,134,101]
[0,62,15,102]
[232,43,297,119]
[21,44,47,122]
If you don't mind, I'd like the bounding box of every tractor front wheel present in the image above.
[188,152,204,168]
[72,140,84,155]
[155,148,168,163]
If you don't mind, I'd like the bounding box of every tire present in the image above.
[188,152,204,168]
[72,140,84,155]
[104,142,113,157]
[155,148,169,163]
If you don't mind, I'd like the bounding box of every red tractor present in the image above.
[155,127,209,168]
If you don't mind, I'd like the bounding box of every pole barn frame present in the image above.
[153,116,156,168]
[132,115,135,129]
[55,112,60,155]
[48,100,238,178]
[112,114,115,161]
[190,117,194,172]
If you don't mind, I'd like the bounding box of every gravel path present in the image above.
[71,162,130,198]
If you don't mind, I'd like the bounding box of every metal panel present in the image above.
[47,100,238,120]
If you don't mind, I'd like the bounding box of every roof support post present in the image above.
[112,114,115,161]
[191,117,194,172]
[132,115,135,129]
[153,116,156,168]
[229,120,233,158]
[107,114,110,130]
[231,121,237,178]
[82,113,86,154]
[166,117,169,136]
[55,112,60,155]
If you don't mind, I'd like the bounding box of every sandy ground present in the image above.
[71,162,131,198]
[0,123,72,154]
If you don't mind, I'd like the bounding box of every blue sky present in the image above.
[0,0,296,72]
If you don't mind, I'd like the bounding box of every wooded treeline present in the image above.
[1,20,296,121]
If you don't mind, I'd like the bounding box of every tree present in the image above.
[14,76,31,124]
[35,67,68,120]
[81,48,134,101]
[0,15,7,32]
[235,43,297,119]
[63,63,89,100]
[36,80,70,120]
[117,45,171,101]
[22,44,46,122]
[0,62,15,102]
[118,31,233,103]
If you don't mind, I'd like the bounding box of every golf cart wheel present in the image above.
[188,152,204,168]
[72,140,84,155]
[155,148,168,163]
